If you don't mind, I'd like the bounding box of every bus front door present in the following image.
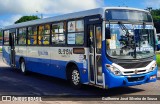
[9,32,16,67]
[88,24,103,85]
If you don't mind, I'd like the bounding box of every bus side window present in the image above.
[38,36,42,45]
[28,39,30,45]
[43,36,49,45]
[33,35,38,45]
[18,28,26,45]
[52,22,65,45]
[28,26,38,45]
[67,20,84,45]
[38,24,50,45]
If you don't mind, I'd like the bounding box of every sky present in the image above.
[0,0,160,28]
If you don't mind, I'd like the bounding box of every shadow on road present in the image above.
[23,71,145,97]
[81,85,144,97]
[0,66,145,97]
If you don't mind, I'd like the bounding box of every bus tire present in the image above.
[69,65,81,89]
[20,59,27,75]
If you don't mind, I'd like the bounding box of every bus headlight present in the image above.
[106,64,122,76]
[148,62,157,72]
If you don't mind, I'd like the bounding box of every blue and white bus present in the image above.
[2,7,158,89]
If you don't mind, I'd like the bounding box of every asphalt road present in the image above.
[0,53,160,103]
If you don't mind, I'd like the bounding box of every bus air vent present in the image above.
[118,61,151,69]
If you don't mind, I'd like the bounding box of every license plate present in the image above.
[150,75,156,80]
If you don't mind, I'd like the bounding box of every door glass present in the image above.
[96,55,102,83]
[96,27,102,54]
[90,55,94,81]
[89,25,102,84]
[10,33,16,66]
[89,25,94,53]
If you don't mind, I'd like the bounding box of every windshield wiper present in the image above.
[118,21,131,48]
[143,22,146,29]
[118,21,130,36]
[134,22,147,59]
[118,21,136,58]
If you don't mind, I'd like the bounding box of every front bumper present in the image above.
[105,66,158,88]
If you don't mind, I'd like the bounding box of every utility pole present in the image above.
[41,14,43,19]
[36,11,43,19]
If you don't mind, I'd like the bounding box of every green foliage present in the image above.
[150,9,160,33]
[0,31,2,37]
[15,16,40,24]
[156,54,160,67]
[151,9,160,22]
[153,16,160,22]
[0,48,2,52]
[0,32,2,42]
[154,21,160,33]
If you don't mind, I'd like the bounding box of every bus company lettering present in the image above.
[38,50,48,56]
[58,49,72,55]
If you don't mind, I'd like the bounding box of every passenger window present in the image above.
[38,24,50,45]
[67,20,84,45]
[28,26,38,45]
[51,22,66,45]
[3,30,9,45]
[18,28,26,45]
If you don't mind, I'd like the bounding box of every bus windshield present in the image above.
[106,24,155,59]
[106,9,152,22]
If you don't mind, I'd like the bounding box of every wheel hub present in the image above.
[21,62,25,72]
[72,70,80,85]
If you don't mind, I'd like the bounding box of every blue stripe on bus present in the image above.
[15,55,89,84]
[2,48,10,65]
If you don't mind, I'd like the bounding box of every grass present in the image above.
[0,48,2,52]
[156,54,160,67]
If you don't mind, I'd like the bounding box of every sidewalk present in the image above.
[0,61,8,67]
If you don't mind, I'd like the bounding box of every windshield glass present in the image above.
[106,24,155,59]
[157,34,160,44]
[106,9,152,22]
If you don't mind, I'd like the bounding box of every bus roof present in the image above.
[3,7,149,30]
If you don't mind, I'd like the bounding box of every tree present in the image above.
[149,8,160,33]
[15,16,40,24]
[0,31,2,37]
[151,9,160,22]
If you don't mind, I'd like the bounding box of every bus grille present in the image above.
[117,61,151,69]
[127,76,145,82]
[124,70,146,75]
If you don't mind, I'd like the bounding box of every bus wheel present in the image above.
[69,66,81,88]
[20,59,27,75]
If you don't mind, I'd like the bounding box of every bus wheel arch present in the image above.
[66,62,82,88]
